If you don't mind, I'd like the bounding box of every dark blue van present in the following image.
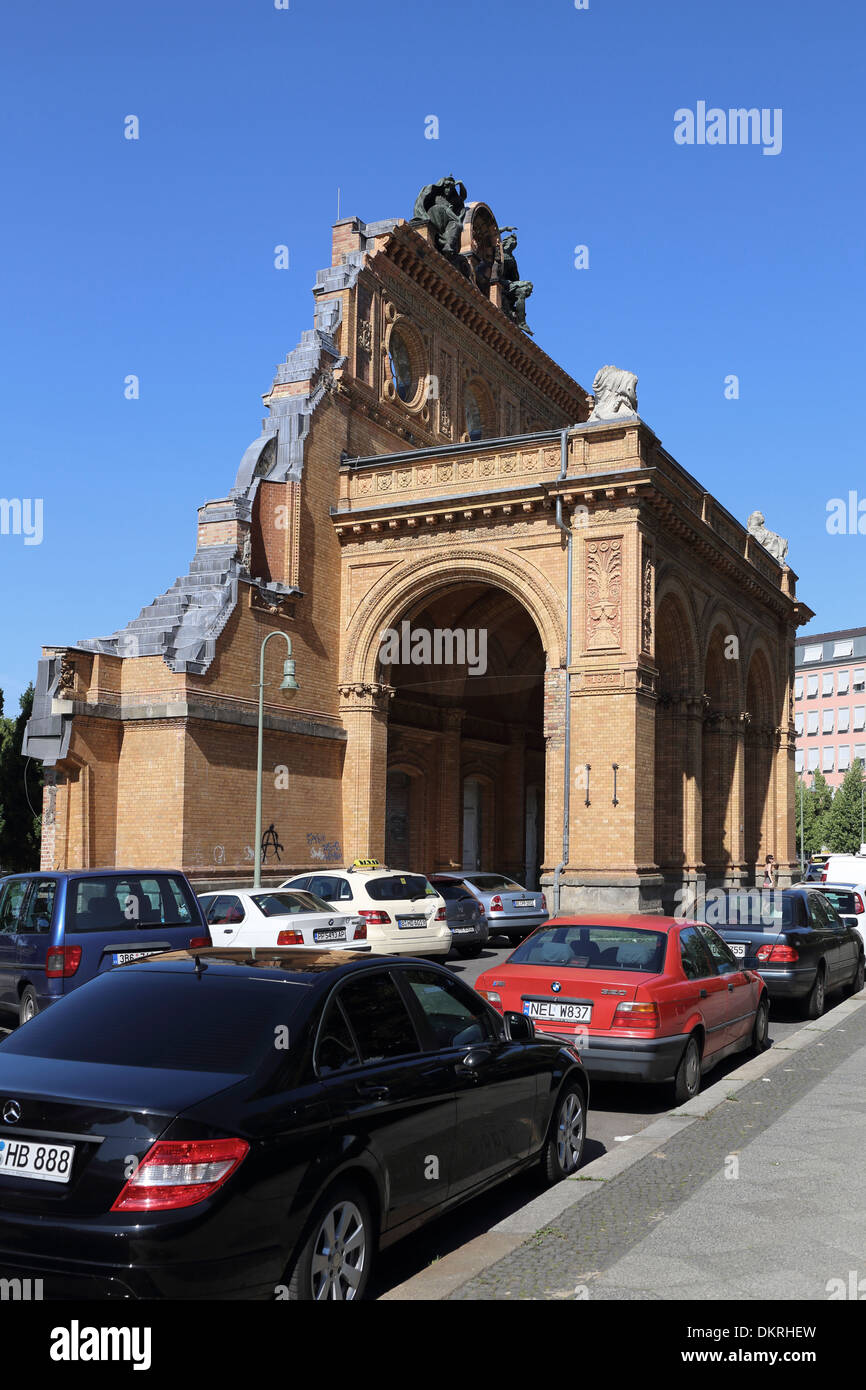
[0,870,212,1026]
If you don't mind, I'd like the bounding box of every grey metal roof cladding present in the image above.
[795,627,866,666]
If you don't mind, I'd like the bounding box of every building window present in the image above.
[833,640,854,658]
[794,676,804,700]
[795,712,804,735]
[808,748,820,771]
[838,708,850,733]
[854,707,866,732]
[839,746,851,771]
[823,672,834,697]
[807,712,819,735]
[803,646,823,663]
[823,709,835,734]
[839,670,850,695]
[823,747,835,772]
[807,675,819,697]
[464,387,483,441]
[795,750,805,774]
[387,329,415,402]
[855,668,865,693]
[855,743,866,764]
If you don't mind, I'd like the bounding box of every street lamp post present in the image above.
[254,631,299,889]
[799,775,805,876]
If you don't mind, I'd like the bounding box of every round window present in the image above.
[465,387,483,441]
[388,330,415,403]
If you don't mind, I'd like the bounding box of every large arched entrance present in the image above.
[744,648,778,881]
[380,582,547,881]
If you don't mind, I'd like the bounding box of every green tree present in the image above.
[0,685,42,872]
[796,769,833,859]
[826,760,866,855]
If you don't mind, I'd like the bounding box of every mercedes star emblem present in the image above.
[2,1100,21,1125]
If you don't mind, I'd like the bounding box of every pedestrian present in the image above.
[762,854,778,890]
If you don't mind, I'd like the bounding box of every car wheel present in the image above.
[540,1082,586,1183]
[284,1183,373,1301]
[18,987,38,1026]
[673,1035,701,1104]
[751,995,770,1053]
[456,945,480,959]
[851,953,865,996]
[803,964,826,1019]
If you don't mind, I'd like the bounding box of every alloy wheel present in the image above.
[555,1091,585,1174]
[310,1199,367,1300]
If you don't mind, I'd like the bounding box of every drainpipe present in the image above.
[552,426,573,916]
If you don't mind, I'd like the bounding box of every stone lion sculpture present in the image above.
[587,365,638,421]
[747,510,788,564]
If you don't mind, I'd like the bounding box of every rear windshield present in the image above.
[820,888,857,915]
[0,970,305,1073]
[695,890,798,929]
[65,874,199,934]
[252,891,334,917]
[509,925,667,973]
[467,875,524,892]
[366,875,434,902]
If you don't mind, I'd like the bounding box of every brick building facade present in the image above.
[24,193,812,910]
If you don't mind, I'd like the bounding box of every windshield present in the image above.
[366,875,434,902]
[467,875,524,892]
[509,924,667,972]
[820,888,857,915]
[695,890,798,928]
[65,874,198,933]
[252,891,335,917]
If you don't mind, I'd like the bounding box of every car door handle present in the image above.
[355,1084,389,1102]
[222,929,233,935]
[727,983,735,992]
[457,1046,493,1073]
[699,989,708,999]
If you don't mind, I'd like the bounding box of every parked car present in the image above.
[818,883,866,945]
[437,872,547,945]
[280,862,451,959]
[0,948,588,1300]
[475,913,770,1102]
[818,852,866,885]
[197,888,369,952]
[803,853,831,883]
[0,870,210,1026]
[428,875,489,957]
[694,886,865,1017]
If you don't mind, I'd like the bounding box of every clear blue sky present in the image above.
[1,0,864,711]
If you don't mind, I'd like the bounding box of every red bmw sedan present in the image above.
[475,914,769,1102]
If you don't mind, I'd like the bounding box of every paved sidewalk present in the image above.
[447,998,866,1300]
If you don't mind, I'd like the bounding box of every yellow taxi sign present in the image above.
[352,857,380,869]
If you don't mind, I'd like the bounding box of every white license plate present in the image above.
[523,999,592,1023]
[0,1136,75,1183]
[729,943,747,959]
[452,926,473,933]
[397,917,426,930]
[513,899,535,908]
[314,928,346,942]
[112,950,161,964]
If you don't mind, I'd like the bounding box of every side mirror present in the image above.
[841,915,860,931]
[503,1010,535,1042]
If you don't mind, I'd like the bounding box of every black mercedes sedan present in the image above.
[694,886,865,1017]
[0,949,588,1300]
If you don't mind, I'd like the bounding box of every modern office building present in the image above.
[794,627,866,787]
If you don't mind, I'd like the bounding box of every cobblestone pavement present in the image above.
[450,1001,866,1299]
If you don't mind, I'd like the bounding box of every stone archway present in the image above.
[744,646,778,880]
[654,589,701,876]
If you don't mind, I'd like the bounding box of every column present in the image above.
[338,682,394,863]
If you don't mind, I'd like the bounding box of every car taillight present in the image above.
[111,1137,249,1212]
[612,1001,661,1029]
[435,906,447,921]
[855,895,865,914]
[353,920,367,940]
[45,946,82,978]
[489,895,504,913]
[359,910,392,925]
[820,872,827,882]
[756,943,799,963]
[277,929,305,946]
[479,990,502,1008]
[189,936,210,950]
[541,893,547,911]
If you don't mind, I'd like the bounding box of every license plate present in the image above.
[112,950,161,964]
[452,926,473,934]
[522,998,592,1023]
[0,1136,75,1184]
[513,899,535,908]
[397,917,426,930]
[314,928,346,943]
[729,943,747,959]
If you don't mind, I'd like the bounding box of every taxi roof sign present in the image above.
[351,857,381,870]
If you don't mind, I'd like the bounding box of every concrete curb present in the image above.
[379,989,866,1301]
